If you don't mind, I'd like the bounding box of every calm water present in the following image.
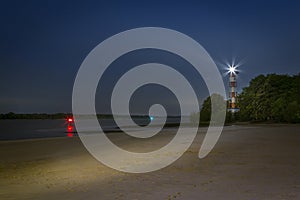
[0,118,183,140]
[0,119,67,140]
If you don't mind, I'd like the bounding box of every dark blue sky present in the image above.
[1,0,299,113]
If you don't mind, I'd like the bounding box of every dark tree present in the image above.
[238,74,300,122]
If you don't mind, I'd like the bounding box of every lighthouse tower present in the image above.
[228,66,239,112]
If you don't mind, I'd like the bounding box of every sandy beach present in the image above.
[1,124,299,200]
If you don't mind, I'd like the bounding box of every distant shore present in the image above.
[0,112,184,120]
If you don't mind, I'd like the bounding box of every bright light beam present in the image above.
[229,66,236,73]
[218,58,244,77]
[227,64,239,75]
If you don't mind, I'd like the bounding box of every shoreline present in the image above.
[1,122,299,142]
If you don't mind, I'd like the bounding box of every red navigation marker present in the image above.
[66,116,75,137]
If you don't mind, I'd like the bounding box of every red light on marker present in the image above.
[67,118,73,122]
[67,125,73,132]
[67,133,73,137]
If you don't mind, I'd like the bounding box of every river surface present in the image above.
[0,117,184,140]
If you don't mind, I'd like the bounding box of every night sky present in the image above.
[1,0,299,113]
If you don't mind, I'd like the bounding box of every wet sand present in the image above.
[1,125,299,200]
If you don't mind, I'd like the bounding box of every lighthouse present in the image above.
[228,66,240,112]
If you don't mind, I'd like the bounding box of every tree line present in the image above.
[0,112,68,119]
[238,73,300,122]
[193,73,300,123]
[0,113,158,120]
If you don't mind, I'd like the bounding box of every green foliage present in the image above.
[200,93,227,123]
[238,73,300,123]
[225,111,240,123]
[189,112,200,124]
[200,96,212,122]
[191,73,300,125]
[189,93,227,125]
